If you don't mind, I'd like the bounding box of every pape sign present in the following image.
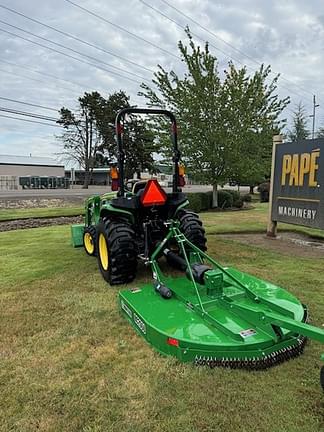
[268,137,323,234]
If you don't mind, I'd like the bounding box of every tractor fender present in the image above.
[174,199,189,216]
[100,203,135,224]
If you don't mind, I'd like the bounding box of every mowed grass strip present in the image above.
[0,206,84,221]
[0,222,324,431]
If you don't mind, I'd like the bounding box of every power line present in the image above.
[0,21,150,84]
[63,0,180,60]
[0,106,58,122]
[1,129,55,139]
[0,62,82,96]
[140,0,242,64]
[0,28,143,86]
[0,60,145,107]
[0,67,143,113]
[0,96,58,112]
[0,59,86,91]
[158,0,315,97]
[0,4,154,75]
[0,113,61,127]
[138,0,315,104]
[0,66,47,85]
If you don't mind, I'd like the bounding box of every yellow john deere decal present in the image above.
[281,148,320,187]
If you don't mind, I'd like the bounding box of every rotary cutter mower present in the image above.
[71,108,324,389]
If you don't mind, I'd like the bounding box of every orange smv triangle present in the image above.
[140,179,167,207]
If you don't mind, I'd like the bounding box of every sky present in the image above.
[0,0,324,163]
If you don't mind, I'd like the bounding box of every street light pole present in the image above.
[310,95,320,139]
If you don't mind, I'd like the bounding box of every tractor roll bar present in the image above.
[115,108,180,196]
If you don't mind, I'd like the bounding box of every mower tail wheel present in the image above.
[178,210,207,252]
[320,366,324,391]
[83,225,97,256]
[97,219,137,285]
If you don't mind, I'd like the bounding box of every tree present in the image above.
[57,91,157,187]
[96,91,157,180]
[57,91,106,188]
[287,102,309,141]
[139,28,289,206]
[316,126,324,138]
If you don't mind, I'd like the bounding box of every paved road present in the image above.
[0,184,250,200]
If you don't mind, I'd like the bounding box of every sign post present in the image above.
[267,135,283,237]
[71,168,75,189]
[267,137,323,236]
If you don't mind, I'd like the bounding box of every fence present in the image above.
[0,176,18,190]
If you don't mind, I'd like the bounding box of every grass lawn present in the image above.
[201,202,324,238]
[0,210,324,431]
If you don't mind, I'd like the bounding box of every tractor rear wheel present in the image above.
[83,225,97,256]
[96,219,137,285]
[178,210,207,251]
[167,210,207,269]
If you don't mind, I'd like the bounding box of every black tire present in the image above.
[178,209,207,251]
[96,219,137,285]
[83,225,97,256]
[320,366,324,391]
[166,210,207,270]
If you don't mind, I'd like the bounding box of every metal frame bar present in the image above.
[150,221,324,347]
[115,108,180,197]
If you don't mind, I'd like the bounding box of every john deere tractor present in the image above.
[72,108,324,390]
[72,108,206,284]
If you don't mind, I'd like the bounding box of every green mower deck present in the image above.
[119,269,309,369]
[119,222,324,380]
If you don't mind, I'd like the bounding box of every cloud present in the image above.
[0,0,323,159]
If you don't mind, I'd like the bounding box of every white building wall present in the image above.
[0,164,65,177]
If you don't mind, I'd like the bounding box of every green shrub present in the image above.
[186,193,202,212]
[186,191,214,212]
[184,190,246,212]
[223,189,240,202]
[233,198,244,208]
[200,191,212,210]
[217,190,233,208]
[242,194,252,203]
[206,191,213,209]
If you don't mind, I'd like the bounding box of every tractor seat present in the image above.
[132,180,148,194]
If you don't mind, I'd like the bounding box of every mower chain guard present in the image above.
[186,263,211,284]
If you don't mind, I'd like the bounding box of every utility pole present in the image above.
[309,95,320,139]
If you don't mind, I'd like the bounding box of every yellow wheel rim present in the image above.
[84,232,94,255]
[99,233,109,271]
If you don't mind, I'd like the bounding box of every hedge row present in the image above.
[186,190,251,213]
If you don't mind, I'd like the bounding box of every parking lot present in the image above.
[0,184,252,201]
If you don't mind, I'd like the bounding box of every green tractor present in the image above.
[75,108,206,284]
[72,108,324,390]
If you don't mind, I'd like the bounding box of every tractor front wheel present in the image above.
[83,226,97,256]
[96,219,137,285]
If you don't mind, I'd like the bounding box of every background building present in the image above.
[65,168,110,186]
[0,155,65,190]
